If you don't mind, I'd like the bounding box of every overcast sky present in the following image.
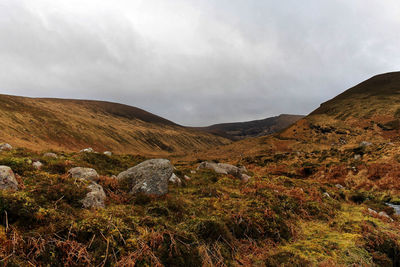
[0,0,400,126]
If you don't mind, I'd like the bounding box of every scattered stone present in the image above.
[368,208,378,215]
[354,154,361,160]
[81,182,106,209]
[240,173,251,183]
[68,167,99,181]
[378,211,394,221]
[32,161,43,170]
[44,152,58,159]
[335,184,344,189]
[80,147,95,153]
[184,175,191,181]
[169,173,182,185]
[323,192,331,198]
[0,166,18,190]
[0,143,12,151]
[117,159,173,196]
[103,151,112,156]
[360,141,372,147]
[190,170,196,174]
[197,161,252,182]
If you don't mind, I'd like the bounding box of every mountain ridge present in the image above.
[0,94,230,155]
[195,114,304,140]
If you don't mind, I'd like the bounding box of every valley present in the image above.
[1,72,400,266]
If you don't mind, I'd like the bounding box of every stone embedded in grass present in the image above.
[80,147,95,153]
[0,166,18,190]
[81,182,106,209]
[103,151,112,156]
[68,167,99,181]
[117,159,173,196]
[197,161,251,182]
[43,152,58,158]
[169,173,182,185]
[32,161,43,170]
[335,184,344,189]
[0,143,12,151]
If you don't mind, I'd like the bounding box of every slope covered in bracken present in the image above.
[0,94,230,155]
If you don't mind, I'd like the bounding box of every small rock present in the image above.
[335,184,344,189]
[240,173,251,183]
[103,151,112,156]
[80,148,95,153]
[360,141,372,147]
[68,167,99,181]
[32,161,43,170]
[43,152,58,159]
[81,182,106,209]
[368,208,378,215]
[0,143,12,151]
[378,211,394,221]
[184,175,191,181]
[117,159,173,196]
[354,154,361,160]
[190,170,196,174]
[0,166,18,190]
[169,173,182,185]
[323,192,331,198]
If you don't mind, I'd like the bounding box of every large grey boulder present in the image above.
[197,161,251,182]
[0,143,12,151]
[68,167,99,181]
[81,182,106,209]
[0,166,18,190]
[117,159,173,196]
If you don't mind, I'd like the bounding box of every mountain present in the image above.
[203,72,400,158]
[278,71,400,148]
[0,94,230,155]
[196,114,304,140]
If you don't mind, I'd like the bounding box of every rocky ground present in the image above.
[0,142,399,266]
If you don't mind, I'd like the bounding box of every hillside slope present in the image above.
[196,114,304,140]
[0,94,230,155]
[203,72,400,159]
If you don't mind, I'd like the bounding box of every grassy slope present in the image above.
[0,94,230,155]
[0,149,399,266]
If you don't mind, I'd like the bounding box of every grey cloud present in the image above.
[0,0,399,126]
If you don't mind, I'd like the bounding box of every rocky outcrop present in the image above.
[197,161,251,182]
[0,166,18,190]
[68,167,99,181]
[81,182,106,209]
[117,159,173,196]
[0,143,12,151]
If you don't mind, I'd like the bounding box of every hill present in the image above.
[2,74,400,266]
[0,94,230,155]
[195,114,304,140]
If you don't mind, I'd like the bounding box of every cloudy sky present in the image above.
[0,0,400,126]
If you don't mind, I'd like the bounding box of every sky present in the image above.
[0,0,400,126]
